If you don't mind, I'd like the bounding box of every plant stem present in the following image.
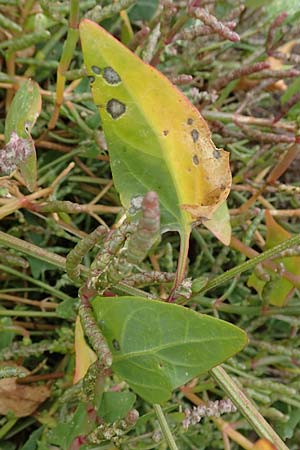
[48,0,79,130]
[0,230,66,270]
[200,233,300,294]
[0,418,18,440]
[169,228,190,301]
[0,231,154,299]
[153,404,179,450]
[115,282,157,299]
[0,264,71,302]
[0,310,59,318]
[194,296,300,316]
[210,366,289,450]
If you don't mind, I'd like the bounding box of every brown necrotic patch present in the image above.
[163,130,169,136]
[88,76,95,84]
[187,118,193,125]
[91,65,101,75]
[192,154,199,165]
[191,129,199,142]
[103,66,121,85]
[213,149,221,159]
[106,99,126,119]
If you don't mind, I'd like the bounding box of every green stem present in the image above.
[193,296,300,316]
[0,230,66,270]
[153,404,179,450]
[0,310,59,318]
[0,231,154,300]
[114,282,157,299]
[0,31,50,51]
[0,418,18,440]
[48,0,79,130]
[0,264,71,302]
[200,234,300,294]
[169,229,190,300]
[79,301,112,367]
[210,366,289,450]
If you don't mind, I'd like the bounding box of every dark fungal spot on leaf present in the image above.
[192,154,199,165]
[88,76,95,84]
[91,65,101,75]
[24,122,31,134]
[106,99,126,119]
[191,129,199,143]
[112,339,120,351]
[103,66,121,85]
[187,118,193,125]
[163,130,169,136]
[213,149,221,159]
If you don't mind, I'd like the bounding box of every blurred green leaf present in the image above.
[128,0,158,21]
[28,257,57,279]
[0,317,15,350]
[19,426,44,450]
[245,0,273,7]
[4,80,41,191]
[0,441,16,450]
[48,402,90,450]
[276,408,300,440]
[56,299,77,320]
[268,0,300,17]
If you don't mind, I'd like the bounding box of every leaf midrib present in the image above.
[114,335,242,362]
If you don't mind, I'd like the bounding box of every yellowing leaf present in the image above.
[248,211,300,306]
[267,40,298,91]
[79,20,231,240]
[73,315,97,384]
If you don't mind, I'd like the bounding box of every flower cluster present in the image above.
[183,399,237,429]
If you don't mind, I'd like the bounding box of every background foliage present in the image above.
[0,0,300,449]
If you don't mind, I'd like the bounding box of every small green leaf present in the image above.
[19,426,44,450]
[91,296,247,404]
[28,256,57,279]
[56,299,77,320]
[98,391,136,422]
[4,80,41,191]
[48,402,90,449]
